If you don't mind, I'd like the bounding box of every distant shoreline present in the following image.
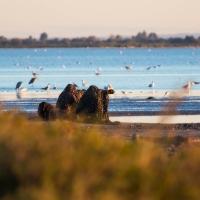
[1,31,199,48]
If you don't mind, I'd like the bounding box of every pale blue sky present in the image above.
[1,0,200,38]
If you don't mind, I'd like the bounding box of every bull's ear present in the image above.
[108,89,115,94]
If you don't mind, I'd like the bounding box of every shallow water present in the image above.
[1,94,200,114]
[1,48,200,92]
[1,48,200,122]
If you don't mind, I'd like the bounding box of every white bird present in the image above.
[94,70,100,76]
[182,81,190,89]
[191,81,200,85]
[183,81,191,95]
[104,84,114,90]
[82,80,89,87]
[148,81,154,88]
[53,85,57,90]
[15,81,23,91]
[15,63,19,66]
[29,77,38,86]
[97,67,101,71]
[37,66,43,70]
[21,88,28,92]
[62,65,66,69]
[32,71,39,77]
[119,67,123,70]
[41,83,50,91]
[125,66,132,70]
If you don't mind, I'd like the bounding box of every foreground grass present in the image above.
[0,112,200,199]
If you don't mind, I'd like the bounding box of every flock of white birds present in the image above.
[14,49,198,97]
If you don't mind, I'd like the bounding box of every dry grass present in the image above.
[0,111,200,200]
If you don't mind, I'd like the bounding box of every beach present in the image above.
[1,89,199,145]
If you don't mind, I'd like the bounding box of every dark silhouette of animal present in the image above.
[56,84,85,118]
[38,102,57,121]
[75,85,116,124]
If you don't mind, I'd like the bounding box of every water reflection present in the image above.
[16,92,27,99]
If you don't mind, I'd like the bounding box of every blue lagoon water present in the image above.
[0,47,200,91]
[1,48,200,114]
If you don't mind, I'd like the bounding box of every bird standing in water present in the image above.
[183,81,191,95]
[148,81,154,96]
[82,80,89,87]
[29,77,38,86]
[32,71,39,77]
[148,81,154,88]
[15,81,23,92]
[41,83,50,91]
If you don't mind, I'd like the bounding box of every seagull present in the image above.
[82,80,89,87]
[183,81,191,95]
[163,91,170,97]
[97,67,101,71]
[15,81,23,92]
[148,81,154,96]
[29,77,38,86]
[32,71,39,77]
[53,85,57,90]
[191,81,200,85]
[94,70,100,76]
[148,81,154,88]
[104,84,114,90]
[125,66,132,70]
[37,66,43,70]
[15,63,19,66]
[73,82,79,87]
[182,81,190,89]
[62,65,66,69]
[41,83,50,91]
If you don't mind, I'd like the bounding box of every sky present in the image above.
[1,0,200,38]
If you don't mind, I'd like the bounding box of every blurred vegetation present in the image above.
[1,111,200,199]
[1,31,200,48]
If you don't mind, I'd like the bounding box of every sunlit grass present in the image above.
[0,111,200,199]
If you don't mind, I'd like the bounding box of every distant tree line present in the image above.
[0,31,200,48]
